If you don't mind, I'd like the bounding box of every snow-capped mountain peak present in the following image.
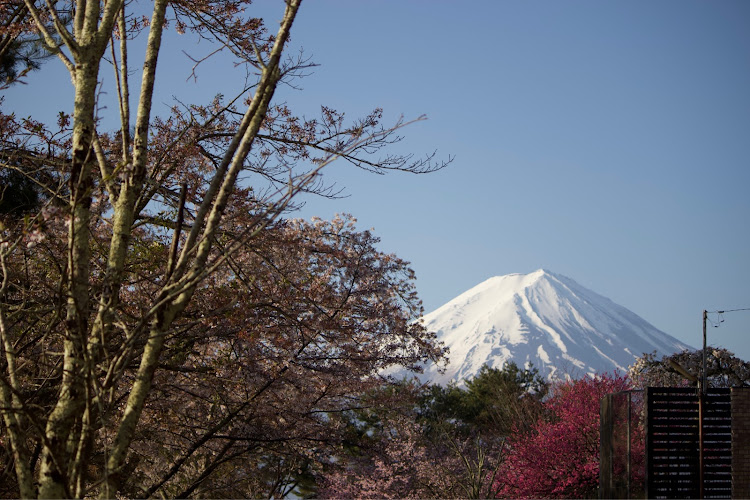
[418,269,690,385]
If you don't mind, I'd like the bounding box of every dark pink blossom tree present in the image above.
[496,373,635,499]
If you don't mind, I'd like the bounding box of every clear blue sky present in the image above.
[5,1,750,360]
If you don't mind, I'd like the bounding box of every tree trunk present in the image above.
[37,55,98,499]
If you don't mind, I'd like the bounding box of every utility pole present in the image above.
[699,309,707,499]
[702,309,707,394]
[698,307,749,499]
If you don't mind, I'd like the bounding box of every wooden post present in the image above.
[627,392,631,499]
[600,394,613,499]
[699,390,704,499]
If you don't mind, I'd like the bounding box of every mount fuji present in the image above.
[415,269,691,385]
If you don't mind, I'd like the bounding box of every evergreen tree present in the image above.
[0,2,59,85]
[420,362,548,437]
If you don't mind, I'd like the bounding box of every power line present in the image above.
[706,307,750,314]
[705,308,750,328]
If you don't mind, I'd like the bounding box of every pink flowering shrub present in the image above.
[319,417,458,499]
[496,373,633,499]
[319,414,505,499]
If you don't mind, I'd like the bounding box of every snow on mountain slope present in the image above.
[416,269,691,385]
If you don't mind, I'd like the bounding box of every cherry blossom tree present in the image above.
[0,1,447,497]
[629,348,750,389]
